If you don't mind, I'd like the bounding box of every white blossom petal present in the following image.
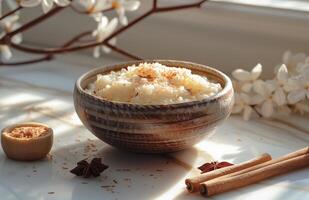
[240,93,250,104]
[250,94,264,105]
[287,89,306,104]
[282,51,291,65]
[250,63,262,80]
[260,99,274,118]
[105,17,118,36]
[284,78,300,92]
[283,50,306,71]
[273,88,286,106]
[243,105,252,121]
[253,80,266,96]
[102,45,111,53]
[12,34,22,44]
[91,12,103,22]
[93,46,100,58]
[265,81,276,93]
[103,37,116,53]
[91,0,110,12]
[0,45,12,60]
[277,64,288,82]
[232,69,251,82]
[116,6,128,26]
[54,0,70,7]
[20,0,41,7]
[42,0,54,13]
[122,0,140,11]
[241,82,252,93]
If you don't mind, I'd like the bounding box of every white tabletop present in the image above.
[0,54,308,200]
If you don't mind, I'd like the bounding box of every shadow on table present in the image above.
[52,137,199,200]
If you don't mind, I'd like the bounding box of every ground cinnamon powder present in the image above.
[8,126,48,139]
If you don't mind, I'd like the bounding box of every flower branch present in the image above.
[0,0,208,66]
[3,6,65,40]
[0,6,22,21]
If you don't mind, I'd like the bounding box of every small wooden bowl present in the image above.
[74,60,234,153]
[1,122,53,161]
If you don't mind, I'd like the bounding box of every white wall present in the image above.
[17,1,309,75]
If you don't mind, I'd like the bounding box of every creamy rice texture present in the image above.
[87,62,222,104]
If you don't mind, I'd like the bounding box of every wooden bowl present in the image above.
[74,60,234,153]
[1,122,53,161]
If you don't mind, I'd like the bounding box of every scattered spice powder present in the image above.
[8,126,48,139]
[198,161,234,174]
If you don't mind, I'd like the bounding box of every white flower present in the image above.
[253,81,278,118]
[287,73,309,104]
[72,0,110,21]
[0,14,22,60]
[92,16,118,58]
[266,64,291,106]
[110,0,140,25]
[232,64,262,93]
[20,0,71,13]
[232,93,253,121]
[282,51,307,72]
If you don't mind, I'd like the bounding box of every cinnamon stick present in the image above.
[223,147,309,179]
[200,153,309,197]
[185,153,271,192]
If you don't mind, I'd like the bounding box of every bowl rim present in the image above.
[1,122,53,141]
[75,60,233,108]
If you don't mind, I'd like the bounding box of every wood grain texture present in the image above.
[73,60,234,153]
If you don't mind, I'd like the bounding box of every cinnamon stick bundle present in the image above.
[185,147,309,197]
[224,147,309,179]
[185,153,271,192]
[200,153,309,197]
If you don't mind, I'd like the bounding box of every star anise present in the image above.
[70,158,109,178]
[198,161,233,174]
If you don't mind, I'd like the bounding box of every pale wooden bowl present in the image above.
[1,122,53,161]
[74,60,234,153]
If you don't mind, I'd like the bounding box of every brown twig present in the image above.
[0,6,22,21]
[0,0,208,66]
[62,31,92,47]
[3,6,65,40]
[153,0,158,9]
[104,43,141,60]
